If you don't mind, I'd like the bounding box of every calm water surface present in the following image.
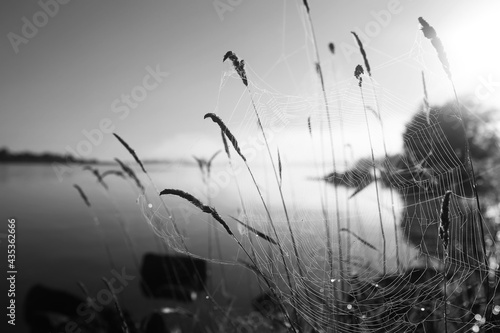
[0,162,408,331]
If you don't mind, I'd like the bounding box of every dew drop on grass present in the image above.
[493,305,500,315]
[474,314,482,321]
[148,203,153,209]
[472,324,480,332]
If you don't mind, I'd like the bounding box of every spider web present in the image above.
[136,2,497,332]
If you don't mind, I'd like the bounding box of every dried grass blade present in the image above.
[73,184,91,207]
[159,189,233,236]
[113,133,147,175]
[101,170,126,180]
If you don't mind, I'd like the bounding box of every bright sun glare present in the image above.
[443,3,500,104]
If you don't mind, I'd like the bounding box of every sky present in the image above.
[1,0,500,164]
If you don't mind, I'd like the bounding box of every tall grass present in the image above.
[204,112,298,323]
[439,190,452,333]
[418,16,491,319]
[221,53,310,306]
[351,31,400,270]
[70,7,499,332]
[159,189,298,332]
[355,64,387,275]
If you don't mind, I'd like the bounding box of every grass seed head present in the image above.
[418,17,437,39]
[418,17,451,79]
[204,113,246,162]
[355,64,364,87]
[302,0,310,13]
[113,133,147,175]
[439,190,452,250]
[114,158,145,192]
[221,129,231,158]
[328,42,335,55]
[206,150,221,176]
[351,32,371,76]
[159,188,233,236]
[223,51,248,86]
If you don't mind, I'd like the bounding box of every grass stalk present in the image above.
[418,17,491,316]
[439,190,452,333]
[355,65,387,275]
[351,31,400,271]
[159,189,299,332]
[329,43,354,275]
[219,54,305,288]
[301,8,345,315]
[73,184,116,270]
[220,133,266,295]
[204,112,297,319]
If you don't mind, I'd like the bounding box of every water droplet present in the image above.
[472,324,480,332]
[330,279,335,283]
[347,304,353,310]
[474,314,482,321]
[148,203,153,209]
[319,288,324,292]
[206,296,209,300]
[493,305,500,315]
[421,308,425,312]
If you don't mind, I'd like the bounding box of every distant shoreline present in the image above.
[0,148,189,166]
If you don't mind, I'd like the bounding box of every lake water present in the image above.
[0,162,412,331]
